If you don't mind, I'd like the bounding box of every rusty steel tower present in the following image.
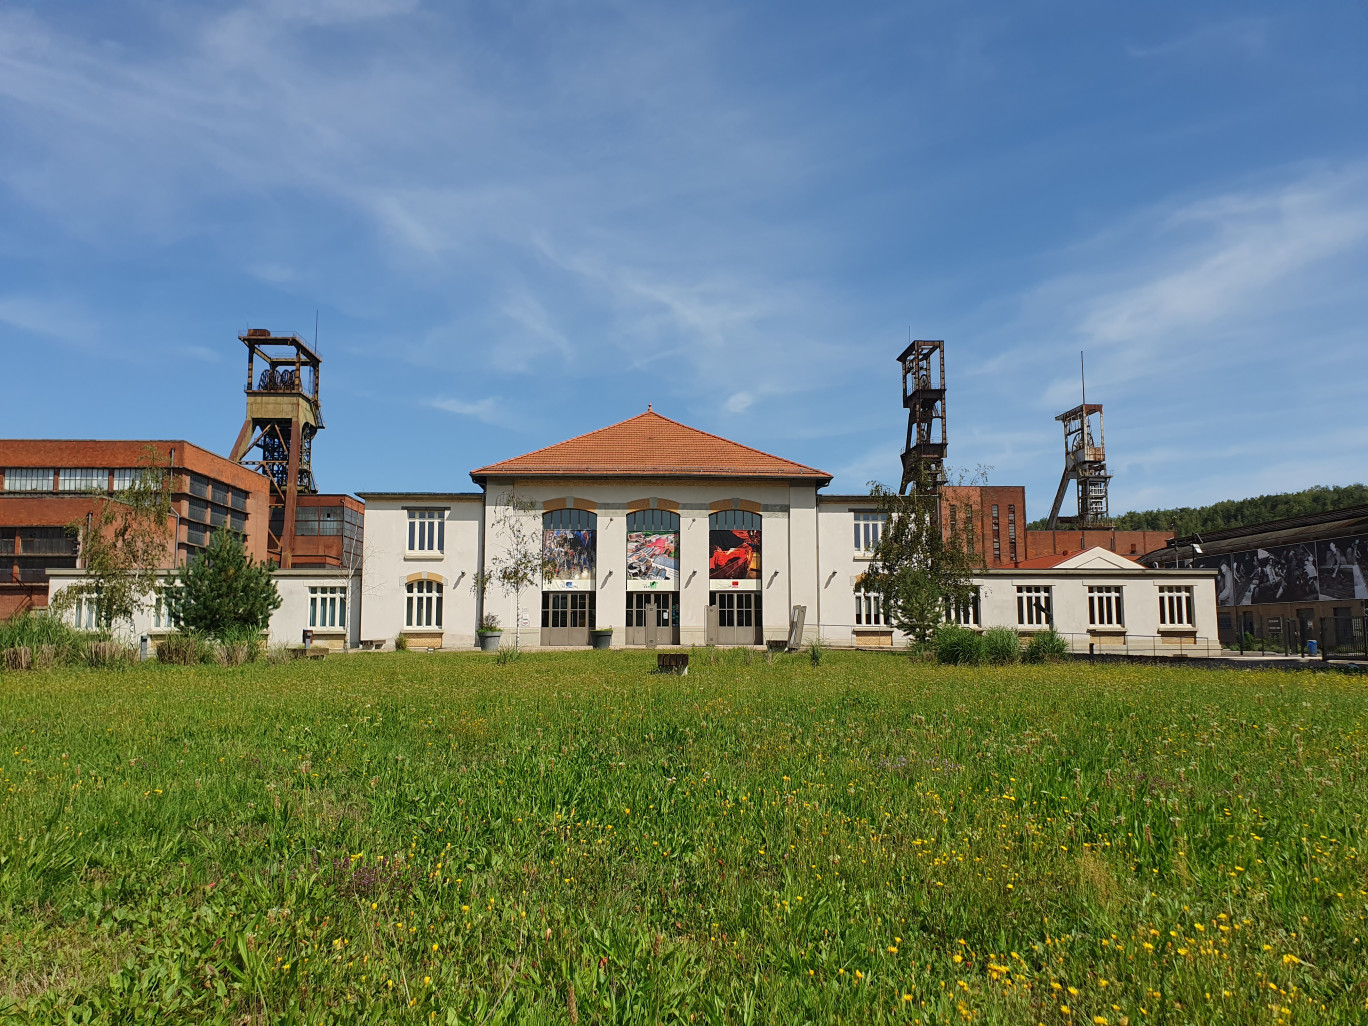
[1045,403,1111,529]
[897,339,948,497]
[229,329,322,567]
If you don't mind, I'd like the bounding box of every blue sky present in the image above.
[2,1,1365,518]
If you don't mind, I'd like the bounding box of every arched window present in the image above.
[626,509,680,583]
[406,580,442,628]
[708,509,761,581]
[543,507,597,584]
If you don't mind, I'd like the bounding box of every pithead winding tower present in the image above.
[897,340,948,499]
[1045,402,1111,530]
[229,329,322,567]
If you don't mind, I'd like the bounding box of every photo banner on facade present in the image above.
[544,529,596,582]
[1195,532,1368,604]
[709,529,761,580]
[627,531,679,582]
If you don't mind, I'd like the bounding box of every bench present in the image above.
[656,652,689,675]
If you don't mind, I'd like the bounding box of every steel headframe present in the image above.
[897,340,948,499]
[1045,403,1111,530]
[228,330,323,567]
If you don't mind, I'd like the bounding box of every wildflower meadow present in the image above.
[1,650,1365,1024]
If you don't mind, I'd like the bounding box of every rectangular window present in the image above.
[946,590,980,626]
[991,504,1001,562]
[1088,586,1124,627]
[948,505,957,536]
[1007,505,1017,562]
[1016,585,1052,626]
[854,589,883,626]
[112,468,140,491]
[58,468,108,492]
[309,586,348,628]
[408,510,445,553]
[853,512,885,555]
[3,468,54,492]
[542,592,568,628]
[404,580,441,628]
[1158,585,1194,626]
[189,473,210,499]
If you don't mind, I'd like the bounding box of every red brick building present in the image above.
[0,440,269,618]
[940,484,1169,568]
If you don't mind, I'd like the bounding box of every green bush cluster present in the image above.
[932,623,984,664]
[981,626,1022,665]
[156,626,265,666]
[0,613,135,671]
[1024,627,1071,663]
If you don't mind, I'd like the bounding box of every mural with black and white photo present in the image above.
[1194,534,1368,605]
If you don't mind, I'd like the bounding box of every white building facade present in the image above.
[47,411,1219,656]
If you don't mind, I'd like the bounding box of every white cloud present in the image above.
[725,391,754,414]
[428,396,509,428]
[0,295,97,345]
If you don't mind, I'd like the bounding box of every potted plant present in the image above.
[476,613,502,653]
[590,625,613,650]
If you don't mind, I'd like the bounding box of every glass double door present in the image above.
[706,591,762,646]
[541,591,595,646]
[625,592,679,647]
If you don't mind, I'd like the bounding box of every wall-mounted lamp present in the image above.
[685,570,697,586]
[825,570,838,587]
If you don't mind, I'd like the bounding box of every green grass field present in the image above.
[1,650,1365,1024]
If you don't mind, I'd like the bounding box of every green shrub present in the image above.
[0,612,94,666]
[982,626,1021,665]
[219,624,264,665]
[808,641,824,666]
[156,632,216,665]
[394,634,409,652]
[934,624,985,665]
[1025,628,1071,663]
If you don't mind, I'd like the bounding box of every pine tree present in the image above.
[171,530,281,638]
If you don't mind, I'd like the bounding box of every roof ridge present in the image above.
[470,409,830,479]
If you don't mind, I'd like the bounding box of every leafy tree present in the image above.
[486,493,556,652]
[51,446,173,630]
[860,476,981,649]
[170,529,281,638]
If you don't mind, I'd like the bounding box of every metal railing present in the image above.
[1054,632,1224,659]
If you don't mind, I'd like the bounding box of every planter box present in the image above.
[590,631,613,650]
[478,632,502,653]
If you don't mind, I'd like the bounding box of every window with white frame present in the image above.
[3,468,54,492]
[1016,585,1052,626]
[58,468,109,492]
[70,591,101,630]
[854,589,884,626]
[408,509,444,553]
[853,512,885,556]
[112,468,141,491]
[309,586,347,629]
[406,580,442,628]
[152,588,178,629]
[946,589,981,626]
[1158,585,1194,627]
[1088,586,1124,627]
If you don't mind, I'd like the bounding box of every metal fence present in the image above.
[1054,633,1225,659]
[1225,613,1368,659]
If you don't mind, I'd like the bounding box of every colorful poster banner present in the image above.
[709,529,761,580]
[544,529,596,582]
[627,531,679,582]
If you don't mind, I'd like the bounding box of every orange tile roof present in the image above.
[471,410,831,482]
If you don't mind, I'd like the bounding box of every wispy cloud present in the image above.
[1127,18,1271,60]
[428,396,511,429]
[0,295,97,346]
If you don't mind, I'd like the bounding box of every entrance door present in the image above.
[626,593,679,646]
[541,592,595,646]
[709,591,761,646]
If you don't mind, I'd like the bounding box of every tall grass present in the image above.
[0,651,1364,1023]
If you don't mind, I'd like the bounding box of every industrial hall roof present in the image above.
[470,410,832,484]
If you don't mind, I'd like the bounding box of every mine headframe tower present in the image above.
[1045,403,1111,530]
[897,340,948,499]
[229,329,323,568]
